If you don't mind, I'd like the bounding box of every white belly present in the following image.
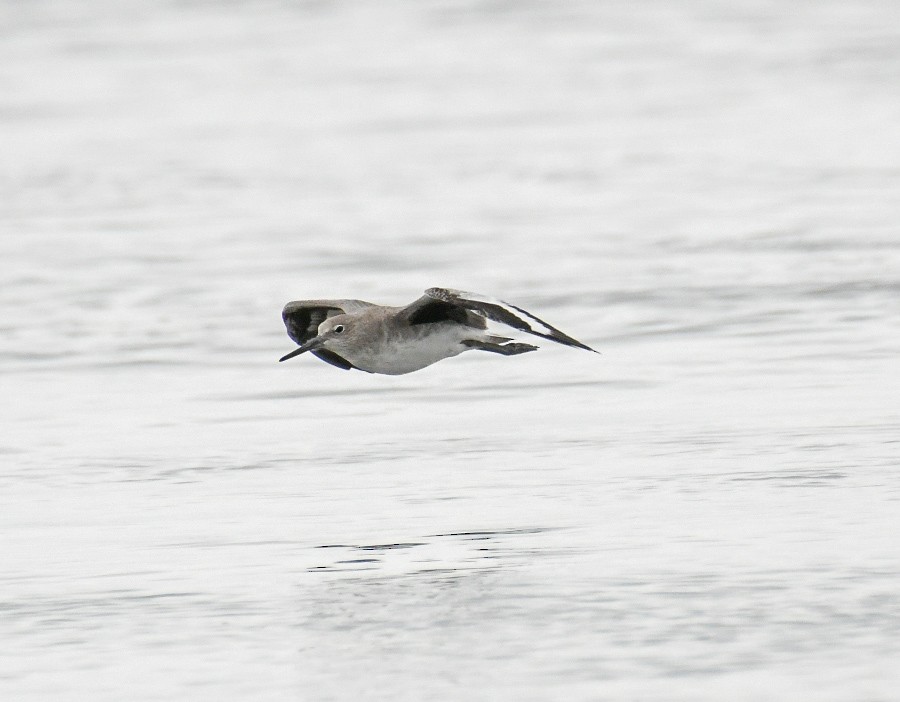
[345,324,472,375]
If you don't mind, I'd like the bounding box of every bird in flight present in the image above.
[279,287,596,375]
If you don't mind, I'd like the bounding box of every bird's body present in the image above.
[279,287,595,375]
[317,306,477,375]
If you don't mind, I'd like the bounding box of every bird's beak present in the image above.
[279,336,323,362]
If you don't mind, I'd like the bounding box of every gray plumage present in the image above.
[279,287,596,375]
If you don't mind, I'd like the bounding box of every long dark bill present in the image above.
[278,335,325,362]
[279,346,307,362]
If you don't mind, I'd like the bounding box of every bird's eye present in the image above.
[333,325,345,334]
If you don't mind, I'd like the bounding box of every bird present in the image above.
[278,287,597,375]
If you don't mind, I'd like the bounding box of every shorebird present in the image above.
[279,287,596,375]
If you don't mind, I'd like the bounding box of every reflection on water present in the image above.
[2,0,900,700]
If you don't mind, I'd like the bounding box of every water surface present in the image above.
[2,1,899,700]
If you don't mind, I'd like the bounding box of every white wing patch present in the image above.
[425,287,596,352]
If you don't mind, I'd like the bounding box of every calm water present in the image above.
[2,1,900,699]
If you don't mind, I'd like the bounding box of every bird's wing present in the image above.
[281,299,376,345]
[419,287,597,352]
[399,292,486,328]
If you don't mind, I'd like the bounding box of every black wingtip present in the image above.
[555,336,599,353]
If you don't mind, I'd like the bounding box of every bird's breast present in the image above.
[343,323,469,375]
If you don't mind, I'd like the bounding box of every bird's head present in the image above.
[278,314,356,362]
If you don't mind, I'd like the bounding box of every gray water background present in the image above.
[2,1,899,699]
